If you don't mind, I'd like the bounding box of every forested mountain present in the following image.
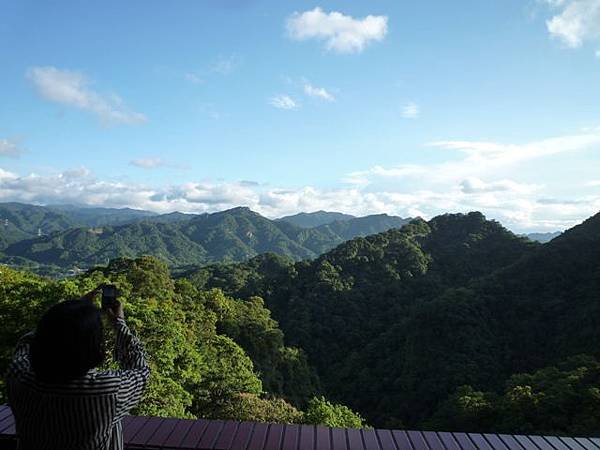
[1,205,409,270]
[187,211,600,435]
[2,210,599,435]
[0,203,79,247]
[0,257,365,427]
[278,211,356,228]
[50,204,160,226]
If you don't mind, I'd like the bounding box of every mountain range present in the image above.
[186,210,600,432]
[0,203,410,271]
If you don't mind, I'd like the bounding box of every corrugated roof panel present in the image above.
[498,434,525,450]
[2,406,600,450]
[543,436,571,450]
[316,426,332,450]
[391,430,413,450]
[263,423,284,450]
[161,418,196,448]
[178,418,210,448]
[407,431,428,450]
[526,435,555,450]
[468,433,494,450]
[228,421,254,450]
[145,417,179,447]
[451,433,477,450]
[560,437,588,450]
[282,424,300,450]
[197,420,224,449]
[437,432,461,450]
[361,429,381,450]
[375,429,397,450]
[298,424,315,450]
[422,431,445,450]
[213,421,240,450]
[575,438,600,450]
[129,417,163,446]
[122,416,149,443]
[246,423,269,450]
[247,423,269,450]
[484,434,511,450]
[347,428,364,450]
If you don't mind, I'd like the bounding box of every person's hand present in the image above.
[80,288,102,304]
[104,299,125,325]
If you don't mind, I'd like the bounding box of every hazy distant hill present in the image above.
[50,204,159,226]
[0,203,79,248]
[1,205,409,269]
[278,211,355,228]
[0,203,198,251]
[525,231,562,243]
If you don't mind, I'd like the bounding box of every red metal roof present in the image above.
[1,405,599,450]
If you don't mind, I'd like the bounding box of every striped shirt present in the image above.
[6,317,151,450]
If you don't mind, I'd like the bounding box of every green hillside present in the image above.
[2,205,410,270]
[50,204,159,226]
[0,257,365,427]
[186,211,600,435]
[2,210,600,435]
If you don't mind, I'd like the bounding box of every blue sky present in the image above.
[1,0,599,232]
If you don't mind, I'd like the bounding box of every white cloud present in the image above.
[429,131,600,174]
[0,138,24,158]
[460,178,540,194]
[344,165,426,186]
[401,102,420,119]
[286,7,388,54]
[130,158,166,169]
[210,54,241,75]
[345,132,600,188]
[303,82,335,101]
[341,128,600,231]
[184,72,203,84]
[545,0,600,48]
[0,164,597,233]
[269,95,298,110]
[596,49,600,57]
[1,128,598,233]
[26,66,147,125]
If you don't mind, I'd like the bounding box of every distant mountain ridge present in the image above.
[185,210,600,430]
[277,211,356,228]
[0,203,410,271]
[525,231,562,243]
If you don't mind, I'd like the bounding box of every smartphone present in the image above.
[102,284,117,309]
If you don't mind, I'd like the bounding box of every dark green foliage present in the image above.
[431,356,600,436]
[187,211,600,434]
[4,208,600,435]
[0,256,361,426]
[304,397,366,428]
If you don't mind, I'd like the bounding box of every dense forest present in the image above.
[0,256,365,428]
[2,209,598,435]
[187,211,600,435]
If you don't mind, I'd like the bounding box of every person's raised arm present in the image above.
[104,298,150,419]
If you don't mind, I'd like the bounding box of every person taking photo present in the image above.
[6,286,150,450]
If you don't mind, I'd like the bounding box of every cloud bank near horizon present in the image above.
[2,127,599,233]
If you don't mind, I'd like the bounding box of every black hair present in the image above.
[30,300,105,383]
